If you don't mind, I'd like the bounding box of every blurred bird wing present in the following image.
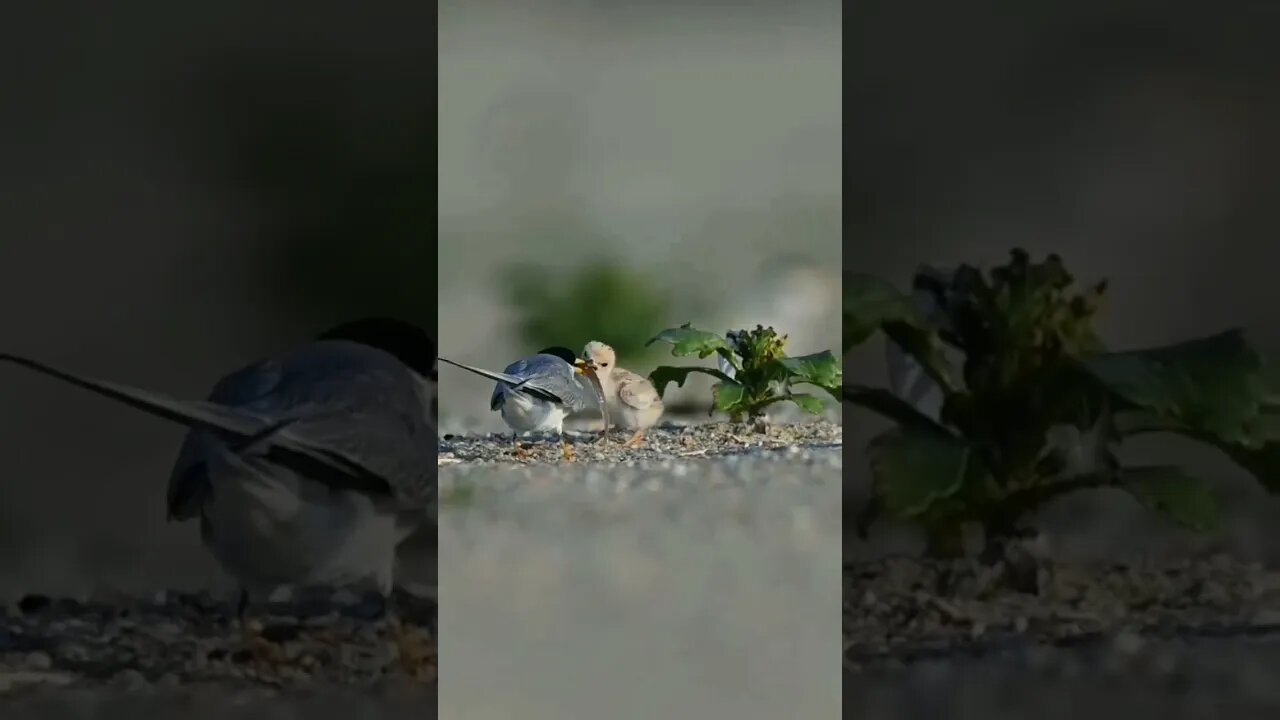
[0,347,435,517]
[716,353,738,380]
[881,270,956,422]
[232,344,438,509]
[168,359,287,517]
[884,340,945,422]
[267,409,436,509]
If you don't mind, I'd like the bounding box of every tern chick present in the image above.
[437,347,605,461]
[582,341,663,448]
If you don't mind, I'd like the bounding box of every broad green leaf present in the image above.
[1119,466,1221,531]
[1110,406,1280,493]
[780,350,842,395]
[648,365,736,399]
[844,273,958,392]
[712,381,747,412]
[842,384,954,435]
[844,273,920,350]
[868,429,985,518]
[786,393,826,415]
[1082,329,1268,446]
[646,324,733,360]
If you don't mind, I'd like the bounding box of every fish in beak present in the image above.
[575,358,609,441]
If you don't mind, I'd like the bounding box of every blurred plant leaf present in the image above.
[1119,466,1221,531]
[507,261,668,360]
[842,384,953,434]
[1082,330,1267,445]
[845,273,958,393]
[844,273,920,350]
[868,428,986,518]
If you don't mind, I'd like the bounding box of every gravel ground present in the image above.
[438,419,841,468]
[439,420,842,720]
[0,587,436,718]
[844,545,1280,717]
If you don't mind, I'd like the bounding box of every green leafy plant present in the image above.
[504,260,668,360]
[646,323,842,423]
[845,249,1280,558]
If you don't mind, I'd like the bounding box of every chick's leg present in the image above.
[560,432,576,462]
[624,429,647,448]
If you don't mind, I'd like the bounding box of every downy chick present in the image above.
[582,341,663,447]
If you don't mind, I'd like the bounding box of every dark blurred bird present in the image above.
[0,316,437,673]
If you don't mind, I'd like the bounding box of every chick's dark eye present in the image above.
[601,362,609,367]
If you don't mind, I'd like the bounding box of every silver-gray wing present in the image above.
[490,354,601,413]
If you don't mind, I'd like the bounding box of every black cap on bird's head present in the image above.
[317,317,437,379]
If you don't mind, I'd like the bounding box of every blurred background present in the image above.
[846,3,1280,562]
[0,7,435,599]
[437,1,842,431]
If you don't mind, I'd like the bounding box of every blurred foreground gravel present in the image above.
[439,421,842,720]
[844,548,1280,717]
[0,587,436,719]
[847,631,1280,719]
